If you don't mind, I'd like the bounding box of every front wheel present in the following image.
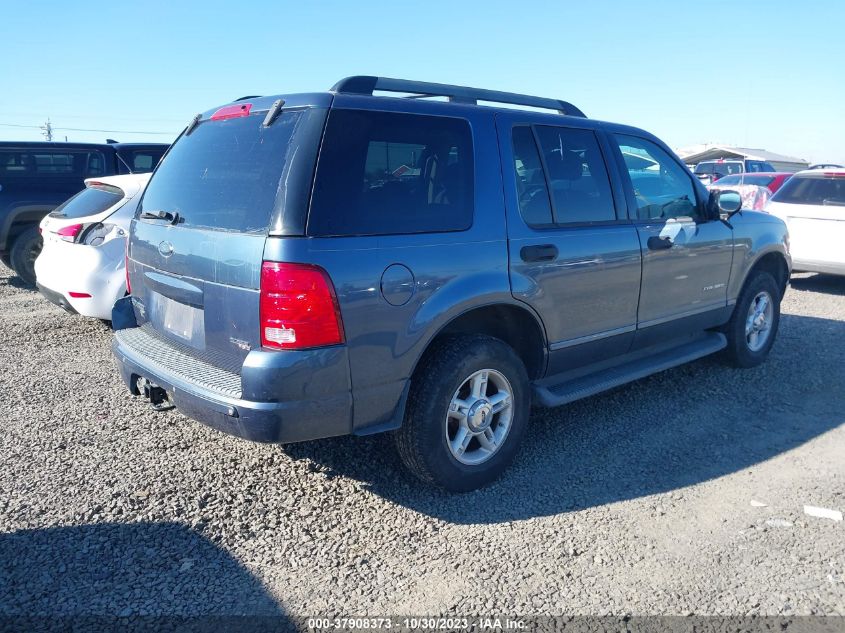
[395,335,530,492]
[723,271,781,368]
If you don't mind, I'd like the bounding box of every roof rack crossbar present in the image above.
[331,76,585,118]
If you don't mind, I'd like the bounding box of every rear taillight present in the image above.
[56,224,83,242]
[260,262,344,350]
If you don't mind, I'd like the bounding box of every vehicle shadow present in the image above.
[0,522,295,631]
[789,273,845,296]
[0,269,35,291]
[284,313,845,524]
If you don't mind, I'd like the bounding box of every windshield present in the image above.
[139,111,306,233]
[49,185,124,219]
[772,175,845,206]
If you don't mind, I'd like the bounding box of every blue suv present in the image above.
[112,76,790,491]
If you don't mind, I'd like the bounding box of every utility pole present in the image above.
[40,118,53,141]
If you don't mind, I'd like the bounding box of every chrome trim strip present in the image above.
[637,303,726,329]
[549,324,636,351]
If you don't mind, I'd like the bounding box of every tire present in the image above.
[395,335,530,492]
[0,251,11,270]
[723,271,781,368]
[9,226,42,287]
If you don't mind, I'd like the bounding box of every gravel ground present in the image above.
[0,262,843,620]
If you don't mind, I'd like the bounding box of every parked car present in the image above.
[34,173,151,320]
[0,141,167,285]
[694,158,775,185]
[111,76,790,491]
[766,168,845,276]
[705,172,792,194]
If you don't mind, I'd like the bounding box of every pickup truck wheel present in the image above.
[724,271,781,368]
[395,335,530,492]
[9,227,42,287]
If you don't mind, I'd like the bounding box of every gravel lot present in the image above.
[1,262,843,620]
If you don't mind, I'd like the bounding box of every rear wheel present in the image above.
[395,335,530,491]
[723,271,781,368]
[9,226,42,287]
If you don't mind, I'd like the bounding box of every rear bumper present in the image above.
[792,258,845,276]
[112,325,353,444]
[37,282,79,315]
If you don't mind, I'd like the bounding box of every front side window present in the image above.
[614,135,698,220]
[533,126,616,224]
[309,110,474,236]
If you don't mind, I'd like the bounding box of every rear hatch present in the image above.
[126,94,330,375]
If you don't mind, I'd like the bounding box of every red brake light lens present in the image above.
[56,224,83,242]
[210,103,252,121]
[260,262,344,350]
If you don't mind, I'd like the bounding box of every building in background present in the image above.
[677,144,809,172]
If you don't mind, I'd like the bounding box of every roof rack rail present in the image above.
[331,76,586,118]
[235,95,261,101]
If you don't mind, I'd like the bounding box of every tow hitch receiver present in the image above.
[136,377,175,411]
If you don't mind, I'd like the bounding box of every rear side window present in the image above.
[772,175,845,206]
[308,110,474,236]
[534,126,616,224]
[139,111,305,233]
[50,185,124,219]
[511,126,553,226]
[0,150,106,178]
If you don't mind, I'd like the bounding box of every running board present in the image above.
[533,332,727,408]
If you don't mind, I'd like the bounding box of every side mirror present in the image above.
[717,190,742,214]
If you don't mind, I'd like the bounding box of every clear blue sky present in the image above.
[2,0,843,164]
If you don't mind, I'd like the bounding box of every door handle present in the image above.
[520,244,559,262]
[647,235,674,251]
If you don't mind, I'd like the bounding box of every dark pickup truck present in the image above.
[0,141,168,285]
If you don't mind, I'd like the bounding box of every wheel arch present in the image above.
[1,205,54,250]
[745,250,790,299]
[409,301,548,383]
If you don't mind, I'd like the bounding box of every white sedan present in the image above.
[35,173,151,320]
[766,168,845,276]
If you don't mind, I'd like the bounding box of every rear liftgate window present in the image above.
[50,186,123,219]
[308,109,474,236]
[139,110,306,233]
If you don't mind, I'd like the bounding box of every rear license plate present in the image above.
[158,295,205,347]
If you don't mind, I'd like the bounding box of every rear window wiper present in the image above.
[140,209,181,224]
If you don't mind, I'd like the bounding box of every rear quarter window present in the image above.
[120,149,165,173]
[308,110,474,236]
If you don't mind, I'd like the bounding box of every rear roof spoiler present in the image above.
[331,75,586,118]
